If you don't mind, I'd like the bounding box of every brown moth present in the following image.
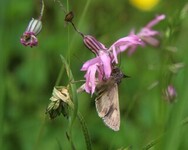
[95,66,127,131]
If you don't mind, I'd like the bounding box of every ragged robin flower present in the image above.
[20,0,44,47]
[82,34,143,94]
[128,14,165,55]
[20,19,42,47]
[81,15,165,95]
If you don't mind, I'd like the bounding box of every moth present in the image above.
[95,66,127,131]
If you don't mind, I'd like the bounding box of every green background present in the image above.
[1,0,188,149]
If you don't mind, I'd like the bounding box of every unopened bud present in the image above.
[26,18,42,35]
[83,35,107,55]
[65,11,74,22]
[165,85,177,103]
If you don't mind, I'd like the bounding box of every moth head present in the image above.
[111,66,129,84]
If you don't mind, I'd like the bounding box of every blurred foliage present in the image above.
[1,0,188,150]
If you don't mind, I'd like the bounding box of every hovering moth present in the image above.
[95,66,127,131]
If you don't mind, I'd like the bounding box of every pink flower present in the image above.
[81,50,111,94]
[127,14,165,55]
[20,18,42,47]
[81,14,166,94]
[20,31,38,47]
[137,14,165,46]
[81,34,144,94]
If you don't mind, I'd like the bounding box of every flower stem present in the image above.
[77,112,92,150]
[55,65,65,86]
[39,0,44,20]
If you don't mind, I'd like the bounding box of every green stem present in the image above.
[39,0,44,20]
[55,65,64,86]
[0,1,6,149]
[142,135,162,150]
[77,112,92,150]
[60,55,78,149]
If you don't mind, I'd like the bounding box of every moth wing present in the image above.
[95,84,120,131]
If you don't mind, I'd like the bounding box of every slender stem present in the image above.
[142,135,162,150]
[38,0,44,20]
[77,112,92,150]
[0,1,6,149]
[70,21,84,37]
[55,65,64,86]
[0,78,5,150]
[66,0,69,11]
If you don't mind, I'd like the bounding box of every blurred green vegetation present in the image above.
[1,0,188,150]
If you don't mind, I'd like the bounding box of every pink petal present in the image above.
[110,35,143,53]
[145,14,166,28]
[138,28,159,37]
[111,45,118,64]
[141,36,159,47]
[83,35,107,55]
[99,51,112,79]
[81,57,100,71]
[127,45,137,56]
[84,65,98,94]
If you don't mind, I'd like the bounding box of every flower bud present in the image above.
[83,35,107,55]
[26,18,42,35]
[165,85,177,103]
[64,11,74,22]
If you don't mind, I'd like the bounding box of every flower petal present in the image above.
[83,35,107,55]
[111,45,118,64]
[99,51,112,79]
[145,14,166,28]
[138,28,159,37]
[110,34,143,53]
[81,57,100,71]
[84,64,98,94]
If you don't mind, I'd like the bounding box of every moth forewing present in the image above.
[95,81,120,131]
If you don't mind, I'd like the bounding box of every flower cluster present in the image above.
[81,15,165,95]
